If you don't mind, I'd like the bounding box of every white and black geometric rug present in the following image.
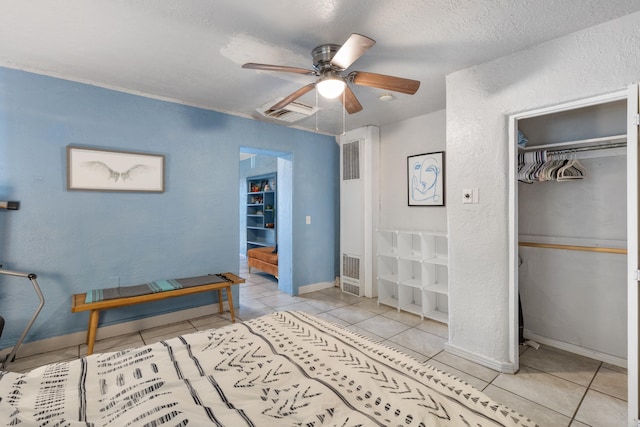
[0,311,537,426]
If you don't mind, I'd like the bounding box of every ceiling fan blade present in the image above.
[270,83,316,110]
[330,34,376,70]
[340,85,363,114]
[348,71,420,95]
[242,63,315,75]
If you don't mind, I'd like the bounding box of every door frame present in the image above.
[627,83,639,425]
[507,89,628,374]
[239,147,294,294]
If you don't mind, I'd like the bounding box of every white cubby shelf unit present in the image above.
[376,229,449,324]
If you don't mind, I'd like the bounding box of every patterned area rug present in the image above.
[0,311,537,426]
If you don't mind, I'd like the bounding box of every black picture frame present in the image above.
[407,151,445,206]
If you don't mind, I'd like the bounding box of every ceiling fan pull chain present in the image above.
[342,90,346,136]
[315,90,320,132]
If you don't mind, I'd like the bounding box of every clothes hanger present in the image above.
[541,158,563,182]
[556,153,585,181]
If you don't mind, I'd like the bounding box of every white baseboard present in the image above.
[523,329,627,369]
[0,304,220,359]
[298,281,335,294]
[444,342,517,374]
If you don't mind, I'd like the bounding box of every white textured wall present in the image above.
[446,11,640,366]
[379,110,447,231]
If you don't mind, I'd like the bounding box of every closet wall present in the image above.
[517,99,627,364]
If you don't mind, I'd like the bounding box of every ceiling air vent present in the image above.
[257,99,318,123]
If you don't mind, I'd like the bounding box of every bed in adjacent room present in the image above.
[0,311,536,426]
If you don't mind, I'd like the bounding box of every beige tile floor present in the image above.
[4,260,628,426]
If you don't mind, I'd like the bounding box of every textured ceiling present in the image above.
[2,1,640,135]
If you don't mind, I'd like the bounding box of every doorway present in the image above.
[239,147,293,294]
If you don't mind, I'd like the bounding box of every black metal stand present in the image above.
[0,267,45,369]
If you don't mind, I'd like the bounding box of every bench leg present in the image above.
[87,310,100,356]
[217,289,223,314]
[225,285,235,323]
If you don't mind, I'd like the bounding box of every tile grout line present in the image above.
[568,361,602,425]
[487,355,616,426]
[487,383,572,424]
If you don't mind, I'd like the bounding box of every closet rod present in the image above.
[547,142,626,155]
[520,134,626,152]
[519,241,627,254]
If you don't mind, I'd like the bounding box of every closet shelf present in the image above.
[519,134,626,152]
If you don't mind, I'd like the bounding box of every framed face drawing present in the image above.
[407,151,444,206]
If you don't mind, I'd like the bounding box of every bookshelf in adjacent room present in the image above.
[246,173,277,252]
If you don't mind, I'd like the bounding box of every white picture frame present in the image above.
[67,146,165,192]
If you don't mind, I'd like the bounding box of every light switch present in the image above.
[462,188,479,204]
[306,215,311,225]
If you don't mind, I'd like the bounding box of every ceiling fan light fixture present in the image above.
[316,75,346,99]
[243,33,420,116]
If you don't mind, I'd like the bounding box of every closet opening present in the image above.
[508,91,628,371]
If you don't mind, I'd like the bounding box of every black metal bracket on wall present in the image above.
[0,201,19,210]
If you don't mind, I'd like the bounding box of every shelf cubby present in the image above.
[377,229,449,324]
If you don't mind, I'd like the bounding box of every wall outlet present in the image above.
[462,188,479,204]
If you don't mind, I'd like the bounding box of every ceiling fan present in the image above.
[242,33,420,114]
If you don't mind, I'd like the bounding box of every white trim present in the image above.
[508,114,519,373]
[514,90,627,120]
[0,303,220,359]
[627,83,639,426]
[524,330,626,368]
[297,281,335,294]
[445,342,517,374]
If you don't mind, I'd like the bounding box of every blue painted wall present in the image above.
[0,67,339,348]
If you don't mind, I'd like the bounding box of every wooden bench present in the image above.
[71,272,244,355]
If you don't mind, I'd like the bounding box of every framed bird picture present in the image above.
[67,146,165,192]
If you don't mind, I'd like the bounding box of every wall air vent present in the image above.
[257,99,318,123]
[341,253,362,296]
[342,141,360,180]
